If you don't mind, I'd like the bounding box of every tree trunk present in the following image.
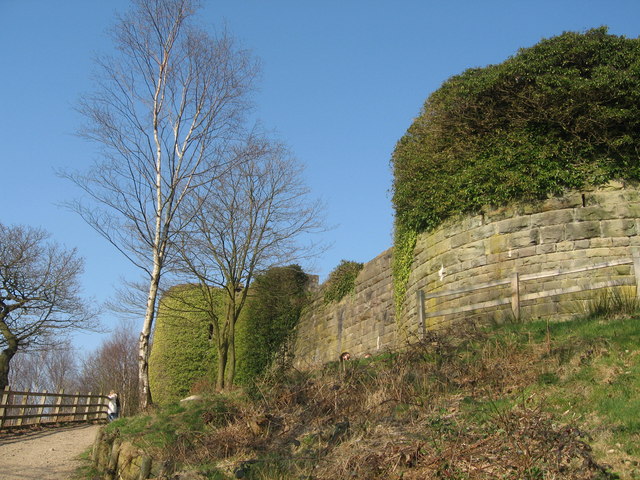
[216,341,228,391]
[227,314,236,388]
[0,320,18,390]
[0,347,17,390]
[138,261,161,409]
[0,351,10,390]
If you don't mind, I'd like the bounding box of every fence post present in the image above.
[53,389,64,423]
[417,290,426,338]
[0,385,10,428]
[85,392,93,421]
[16,392,29,427]
[511,272,520,321]
[72,392,81,422]
[36,390,48,424]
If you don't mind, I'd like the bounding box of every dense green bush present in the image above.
[391,28,640,316]
[151,268,310,398]
[149,285,221,405]
[392,27,640,236]
[323,260,364,304]
[236,265,309,385]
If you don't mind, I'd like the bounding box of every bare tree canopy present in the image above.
[62,0,259,408]
[175,134,325,389]
[9,340,80,393]
[78,319,140,416]
[0,223,97,389]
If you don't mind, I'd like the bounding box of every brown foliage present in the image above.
[153,324,616,479]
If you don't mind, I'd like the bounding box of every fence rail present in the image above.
[0,386,108,429]
[417,256,640,334]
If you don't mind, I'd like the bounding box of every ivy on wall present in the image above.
[391,27,640,317]
[323,260,364,304]
[149,285,220,405]
[236,265,309,385]
[150,267,311,401]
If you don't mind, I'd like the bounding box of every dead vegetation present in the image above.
[147,321,624,479]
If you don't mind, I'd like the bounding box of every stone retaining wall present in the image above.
[293,249,395,367]
[294,183,640,367]
[400,183,640,337]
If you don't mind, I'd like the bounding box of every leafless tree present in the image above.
[63,0,259,407]
[78,320,140,415]
[175,135,324,389]
[0,223,97,389]
[9,340,80,392]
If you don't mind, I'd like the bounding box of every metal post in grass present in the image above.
[631,248,640,302]
[511,272,520,321]
[417,290,426,338]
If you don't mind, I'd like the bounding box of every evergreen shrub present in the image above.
[392,27,640,236]
[236,265,309,385]
[391,27,640,314]
[323,260,364,304]
[149,285,221,405]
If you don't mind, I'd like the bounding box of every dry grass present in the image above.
[156,322,621,479]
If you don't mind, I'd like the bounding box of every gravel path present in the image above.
[0,424,101,480]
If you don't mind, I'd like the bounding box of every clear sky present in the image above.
[2,0,640,351]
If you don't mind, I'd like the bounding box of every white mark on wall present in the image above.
[508,249,512,258]
[376,335,380,350]
[438,265,445,281]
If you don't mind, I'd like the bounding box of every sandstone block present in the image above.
[496,216,531,234]
[510,229,540,248]
[539,225,565,244]
[485,234,509,255]
[565,221,600,241]
[525,302,557,319]
[586,247,628,258]
[574,206,616,222]
[611,237,631,247]
[600,219,637,237]
[536,244,556,254]
[540,193,583,211]
[614,203,640,219]
[531,209,574,227]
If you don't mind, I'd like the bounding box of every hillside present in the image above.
[87,308,640,479]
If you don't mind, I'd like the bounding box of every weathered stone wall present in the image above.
[294,248,395,367]
[295,183,640,366]
[400,183,640,337]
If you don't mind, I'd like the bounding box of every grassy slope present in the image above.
[99,313,640,480]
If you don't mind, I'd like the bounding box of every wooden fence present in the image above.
[416,257,640,335]
[0,386,108,429]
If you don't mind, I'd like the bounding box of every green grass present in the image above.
[103,395,239,451]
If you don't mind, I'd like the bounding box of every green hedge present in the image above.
[392,27,640,236]
[149,285,221,405]
[236,265,309,385]
[150,268,310,399]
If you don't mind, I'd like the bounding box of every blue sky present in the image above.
[2,0,640,351]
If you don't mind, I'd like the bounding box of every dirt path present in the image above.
[0,424,101,480]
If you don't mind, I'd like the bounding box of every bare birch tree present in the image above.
[0,223,96,390]
[64,0,258,407]
[175,135,324,389]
